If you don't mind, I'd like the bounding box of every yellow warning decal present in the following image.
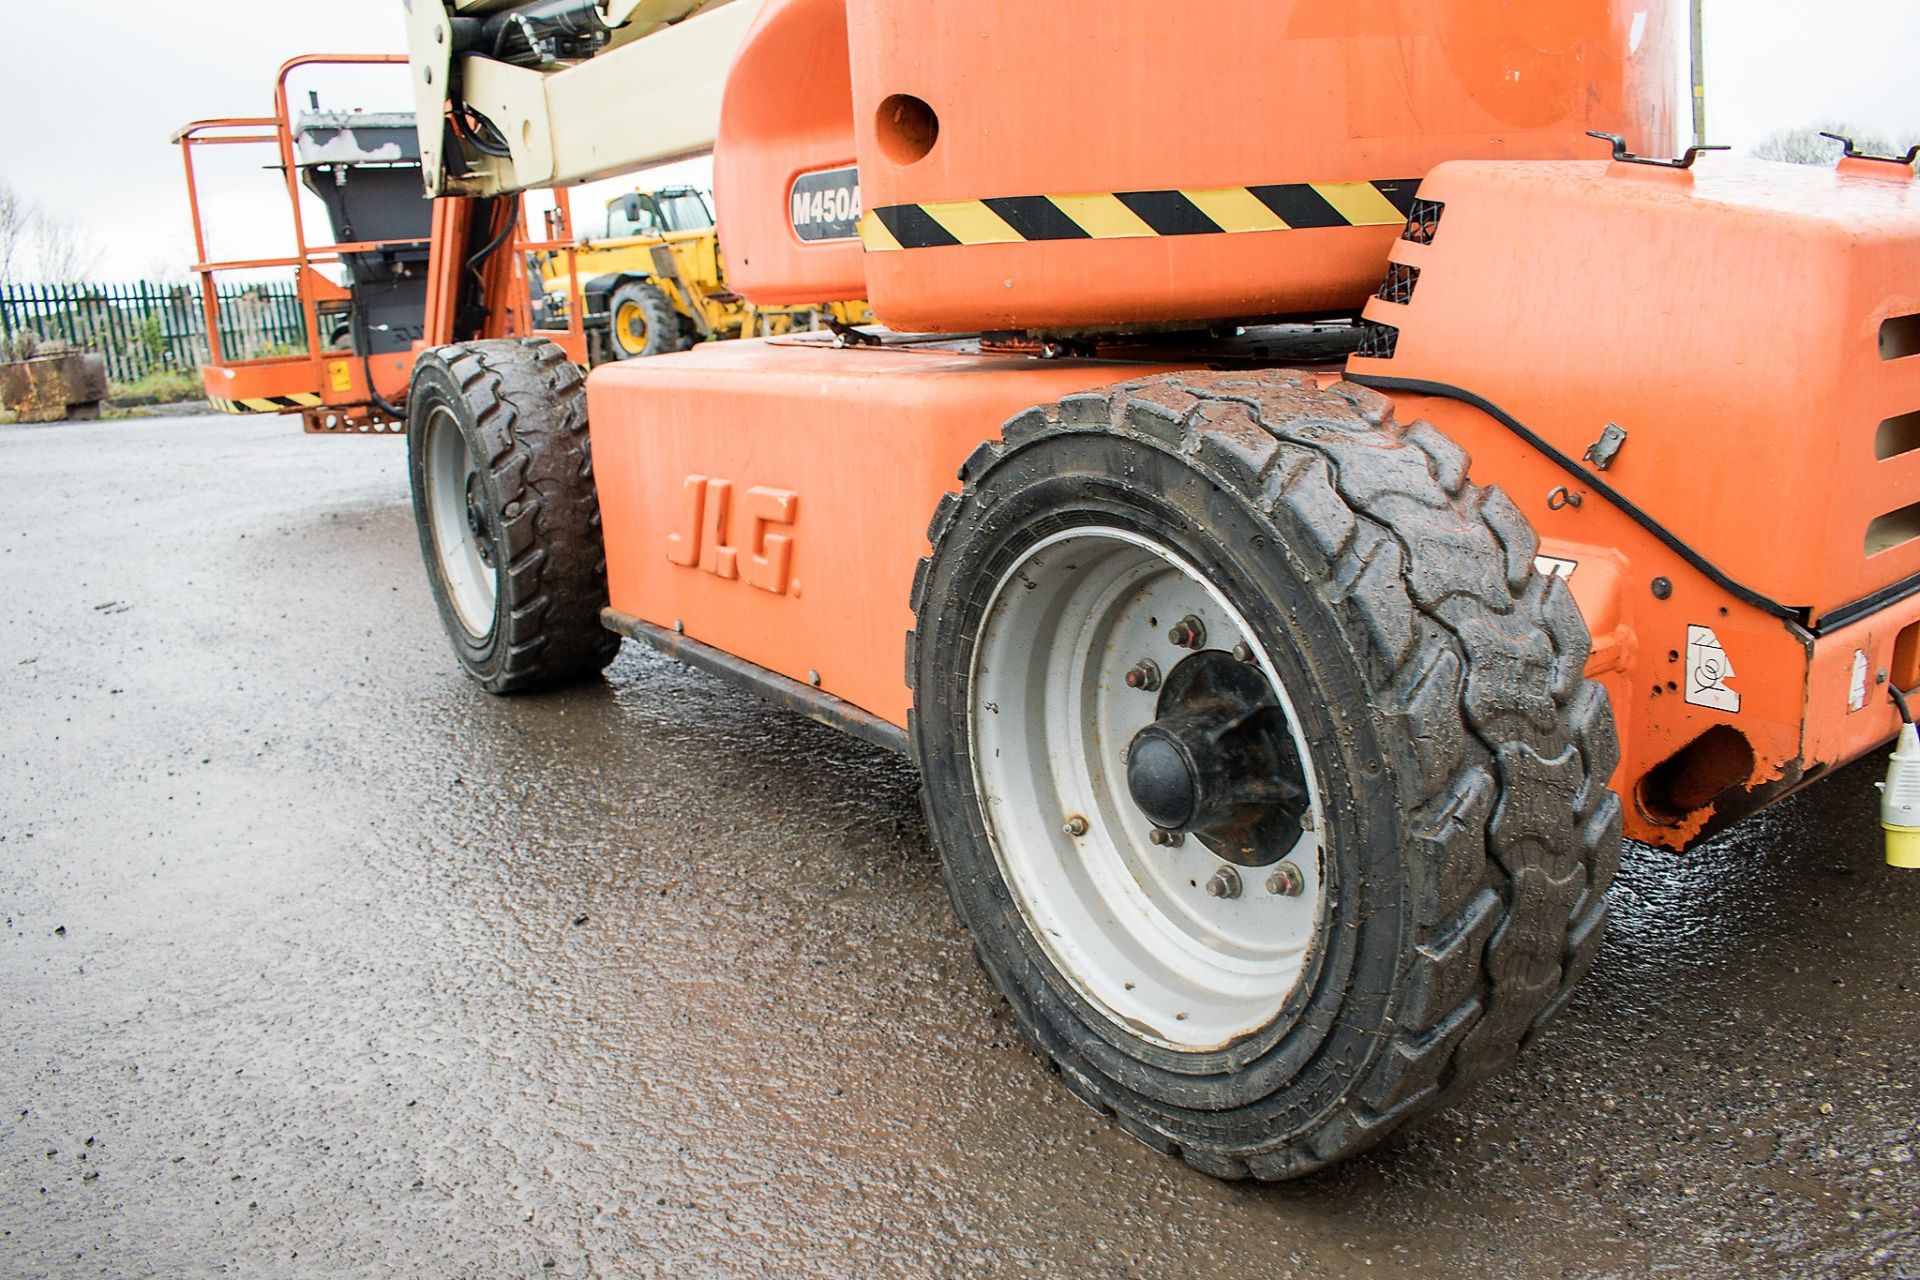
[860,179,1421,251]
[208,393,325,415]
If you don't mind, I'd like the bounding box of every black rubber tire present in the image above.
[406,338,621,694]
[908,370,1622,1179]
[606,280,690,359]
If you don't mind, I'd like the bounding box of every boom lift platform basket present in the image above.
[174,53,589,434]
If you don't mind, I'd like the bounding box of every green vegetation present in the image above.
[108,367,203,408]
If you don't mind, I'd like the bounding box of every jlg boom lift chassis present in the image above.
[390,0,1920,1178]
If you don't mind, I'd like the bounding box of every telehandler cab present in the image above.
[397,0,1920,1178]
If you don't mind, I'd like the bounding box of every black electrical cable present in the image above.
[449,102,513,159]
[1891,683,1915,726]
[362,349,406,423]
[448,199,522,343]
[468,200,520,284]
[1349,373,1805,627]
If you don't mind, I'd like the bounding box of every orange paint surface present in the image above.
[588,340,1189,727]
[841,0,1676,331]
[1354,156,1920,620]
[590,338,1920,852]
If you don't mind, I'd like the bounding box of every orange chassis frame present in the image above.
[585,328,1917,856]
[174,54,589,434]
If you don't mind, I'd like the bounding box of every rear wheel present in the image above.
[909,370,1621,1178]
[406,338,621,694]
[607,280,687,359]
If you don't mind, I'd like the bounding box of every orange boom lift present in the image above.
[392,0,1920,1178]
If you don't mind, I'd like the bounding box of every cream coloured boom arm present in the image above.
[405,0,761,197]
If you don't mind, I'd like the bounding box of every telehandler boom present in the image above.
[397,0,1920,1178]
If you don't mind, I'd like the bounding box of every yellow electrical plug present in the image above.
[1878,721,1920,869]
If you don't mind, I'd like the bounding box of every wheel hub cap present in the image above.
[1124,730,1197,831]
[1124,652,1309,867]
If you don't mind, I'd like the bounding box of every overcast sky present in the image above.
[0,0,1915,280]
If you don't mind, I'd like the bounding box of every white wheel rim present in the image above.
[422,404,498,640]
[970,527,1327,1052]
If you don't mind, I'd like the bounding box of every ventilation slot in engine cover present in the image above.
[1883,313,1920,361]
[1867,500,1920,556]
[1400,198,1444,245]
[1877,410,1920,460]
[1376,263,1420,305]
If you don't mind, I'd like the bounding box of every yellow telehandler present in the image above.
[533,184,869,360]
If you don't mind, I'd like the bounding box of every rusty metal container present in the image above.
[0,350,109,423]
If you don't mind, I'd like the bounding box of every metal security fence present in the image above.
[0,281,310,384]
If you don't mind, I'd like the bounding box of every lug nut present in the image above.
[1148,826,1185,848]
[1062,815,1089,837]
[1232,641,1254,663]
[1266,861,1305,897]
[1205,866,1242,899]
[1168,615,1207,650]
[1124,659,1162,692]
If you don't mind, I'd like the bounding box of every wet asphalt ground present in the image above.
[1,411,1917,1279]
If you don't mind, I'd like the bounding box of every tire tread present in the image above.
[909,368,1622,1179]
[411,339,620,694]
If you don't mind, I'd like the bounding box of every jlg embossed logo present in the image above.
[666,477,800,595]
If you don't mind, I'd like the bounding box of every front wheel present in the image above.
[406,338,621,694]
[606,280,688,359]
[908,371,1621,1179]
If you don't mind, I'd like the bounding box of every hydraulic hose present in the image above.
[468,200,520,287]
[362,349,405,423]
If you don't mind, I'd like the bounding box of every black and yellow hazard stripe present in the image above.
[209,393,326,415]
[860,179,1420,251]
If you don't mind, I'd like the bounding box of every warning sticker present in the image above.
[1685,624,1741,713]
[1849,649,1869,713]
[1534,555,1577,580]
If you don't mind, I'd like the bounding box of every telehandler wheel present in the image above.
[908,371,1621,1180]
[607,280,689,359]
[406,338,621,694]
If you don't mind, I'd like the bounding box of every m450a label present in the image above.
[790,166,862,242]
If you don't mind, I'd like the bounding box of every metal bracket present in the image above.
[1584,423,1628,471]
[1588,132,1729,170]
[825,318,883,348]
[1819,132,1920,166]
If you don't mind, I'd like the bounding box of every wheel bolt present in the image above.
[1062,815,1089,837]
[1168,615,1207,650]
[1124,660,1162,692]
[1205,866,1242,899]
[1266,861,1305,897]
[1148,826,1184,848]
[1232,641,1254,663]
